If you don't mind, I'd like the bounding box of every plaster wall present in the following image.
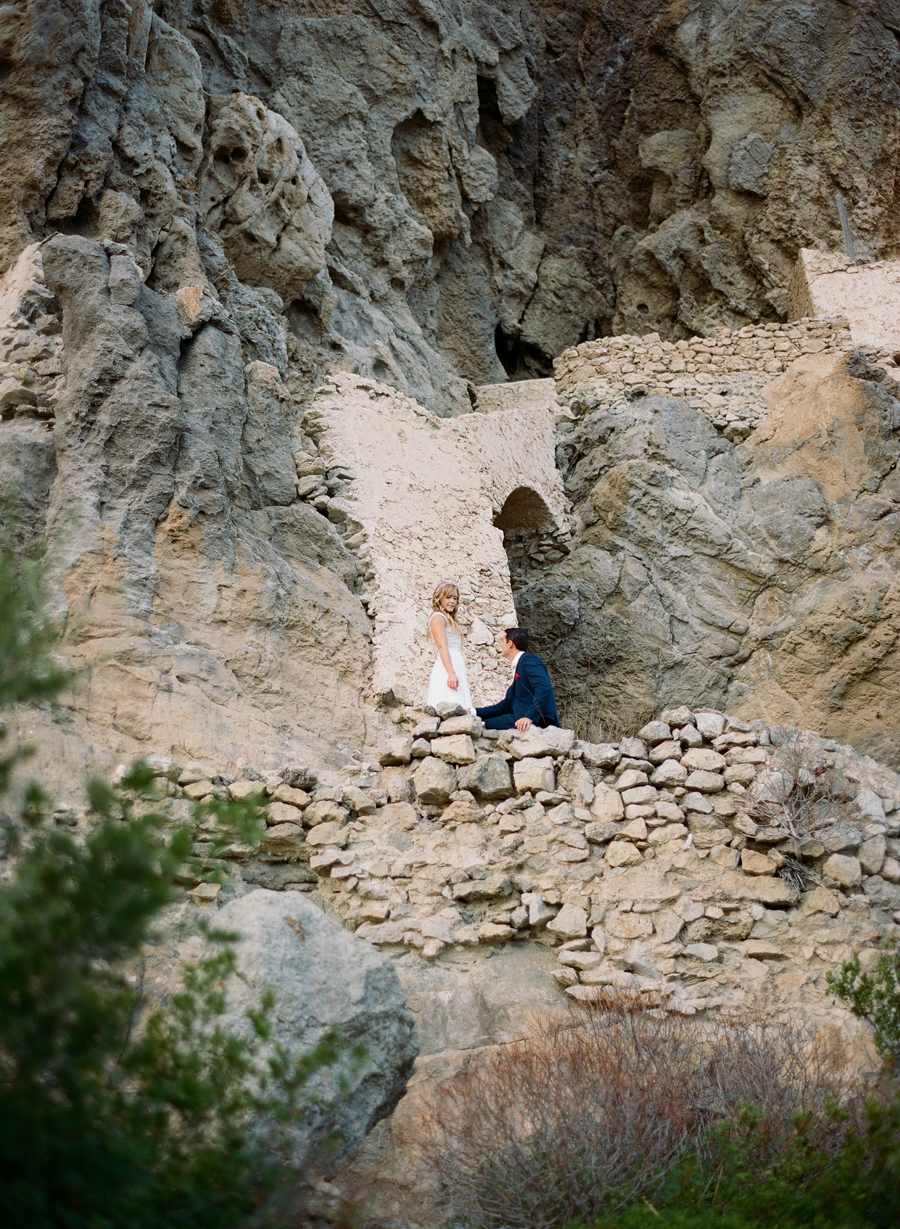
[790,249,900,354]
[305,373,567,709]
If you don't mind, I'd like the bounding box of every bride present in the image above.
[426,582,474,712]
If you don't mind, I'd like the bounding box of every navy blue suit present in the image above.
[476,653,560,729]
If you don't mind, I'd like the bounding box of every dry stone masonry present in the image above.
[140,704,900,1030]
[553,317,853,443]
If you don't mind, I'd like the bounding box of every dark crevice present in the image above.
[494,324,553,380]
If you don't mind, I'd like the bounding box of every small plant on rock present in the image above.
[828,938,900,1070]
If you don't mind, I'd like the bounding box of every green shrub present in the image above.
[828,939,900,1069]
[0,540,344,1227]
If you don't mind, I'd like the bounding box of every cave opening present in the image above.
[494,324,553,380]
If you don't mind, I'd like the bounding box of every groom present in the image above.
[476,628,560,731]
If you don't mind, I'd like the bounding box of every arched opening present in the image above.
[493,485,556,533]
[493,487,569,611]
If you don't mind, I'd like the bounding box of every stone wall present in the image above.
[553,316,853,443]
[304,371,567,709]
[120,702,899,1053]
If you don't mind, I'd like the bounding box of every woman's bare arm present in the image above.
[429,612,458,690]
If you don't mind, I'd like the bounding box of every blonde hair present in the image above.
[431,582,461,633]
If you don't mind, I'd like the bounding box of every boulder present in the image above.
[259,823,305,858]
[694,711,726,739]
[651,759,687,786]
[505,726,575,759]
[637,721,672,744]
[546,903,588,938]
[214,891,417,1164]
[414,756,457,804]
[430,733,476,764]
[578,742,621,768]
[822,853,862,888]
[606,841,642,867]
[590,784,625,822]
[684,769,725,793]
[513,757,556,793]
[456,754,514,800]
[863,875,900,910]
[740,848,778,876]
[858,834,886,875]
[681,748,727,772]
[379,736,413,766]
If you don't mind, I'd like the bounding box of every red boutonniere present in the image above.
[514,673,519,679]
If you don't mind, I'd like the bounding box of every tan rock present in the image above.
[305,821,349,848]
[606,841,642,867]
[741,940,788,960]
[648,739,681,764]
[182,780,214,801]
[513,757,556,794]
[269,783,311,808]
[740,848,778,876]
[800,886,841,917]
[822,853,862,888]
[546,903,588,938]
[616,768,649,791]
[591,784,625,822]
[380,736,413,766]
[229,779,265,801]
[268,800,304,827]
[259,823,306,856]
[620,817,649,841]
[720,871,797,905]
[606,912,653,939]
[304,799,349,827]
[414,756,457,804]
[430,734,476,765]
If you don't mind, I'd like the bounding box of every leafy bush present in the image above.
[0,542,344,1227]
[828,939,900,1069]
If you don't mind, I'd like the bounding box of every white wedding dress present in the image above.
[427,615,472,711]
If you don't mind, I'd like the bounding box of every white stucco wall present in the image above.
[306,372,567,707]
[790,248,900,353]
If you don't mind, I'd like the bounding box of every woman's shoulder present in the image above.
[429,610,447,624]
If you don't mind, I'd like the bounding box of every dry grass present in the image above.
[417,996,861,1229]
[559,692,657,744]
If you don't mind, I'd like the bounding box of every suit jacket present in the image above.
[476,652,560,727]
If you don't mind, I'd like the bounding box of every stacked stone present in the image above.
[502,525,573,586]
[553,317,852,444]
[143,705,900,1016]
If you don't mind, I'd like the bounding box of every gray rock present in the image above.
[456,754,514,800]
[637,721,672,745]
[863,875,900,910]
[413,756,457,805]
[214,890,417,1163]
[694,711,726,739]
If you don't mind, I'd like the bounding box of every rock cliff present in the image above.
[5,1,900,773]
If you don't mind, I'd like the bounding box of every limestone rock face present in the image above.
[215,890,418,1163]
[529,349,900,766]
